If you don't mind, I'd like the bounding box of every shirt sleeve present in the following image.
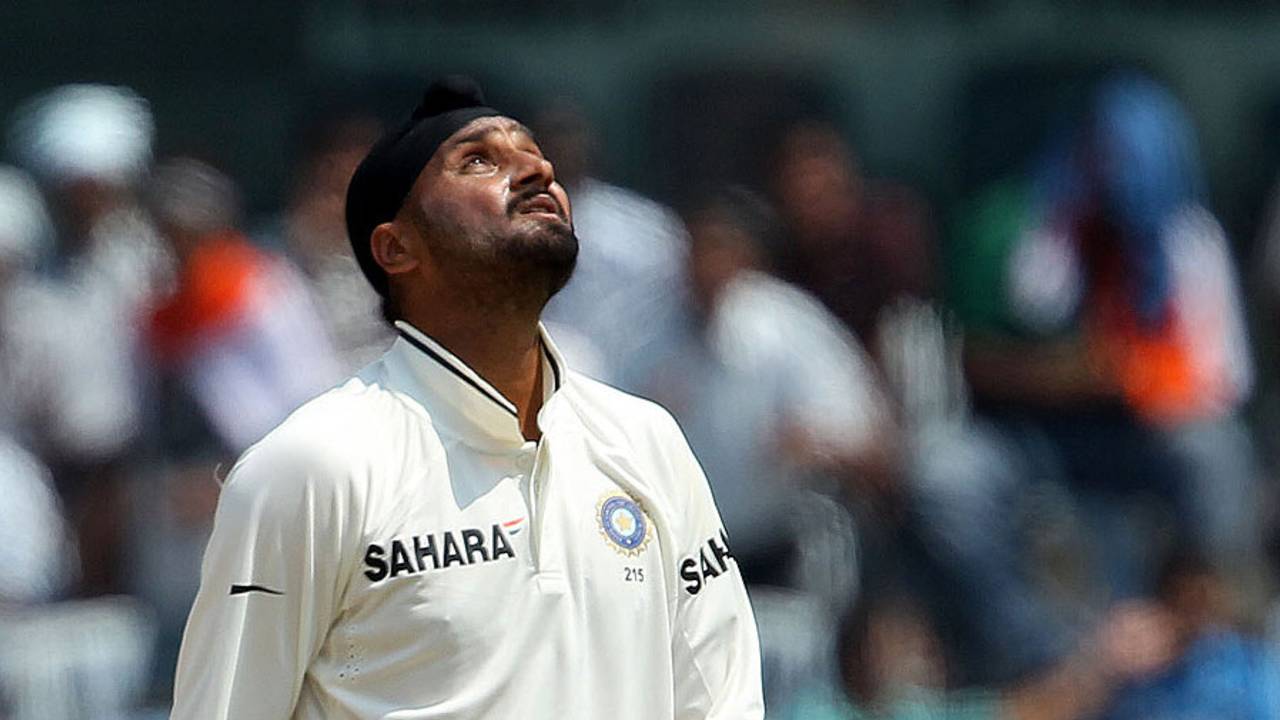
[171,435,357,720]
[660,412,765,719]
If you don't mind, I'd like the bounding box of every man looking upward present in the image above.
[172,77,763,719]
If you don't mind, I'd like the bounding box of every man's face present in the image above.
[401,116,577,300]
[772,124,862,248]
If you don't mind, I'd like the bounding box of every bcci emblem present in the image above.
[596,492,651,557]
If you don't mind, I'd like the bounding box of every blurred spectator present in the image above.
[763,116,1061,685]
[531,100,689,385]
[5,84,171,596]
[781,587,1176,720]
[768,119,937,350]
[0,165,52,439]
[958,74,1252,426]
[257,112,394,374]
[0,435,74,605]
[765,120,961,453]
[144,157,340,454]
[943,71,1263,674]
[631,187,893,588]
[1102,551,1280,719]
[0,169,80,691]
[0,168,72,603]
[5,84,170,468]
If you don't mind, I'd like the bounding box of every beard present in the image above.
[422,211,579,309]
[495,218,579,300]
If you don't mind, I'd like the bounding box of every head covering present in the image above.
[0,165,52,266]
[8,84,153,187]
[1033,71,1202,328]
[345,76,503,295]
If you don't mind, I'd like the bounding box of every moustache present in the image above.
[508,188,565,220]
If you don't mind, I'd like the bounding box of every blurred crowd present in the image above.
[2,68,1280,718]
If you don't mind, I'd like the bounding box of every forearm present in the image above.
[1000,603,1174,720]
[1000,653,1114,720]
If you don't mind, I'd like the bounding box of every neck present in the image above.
[400,284,547,441]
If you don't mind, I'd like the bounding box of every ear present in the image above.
[370,221,420,277]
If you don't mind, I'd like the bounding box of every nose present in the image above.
[511,151,556,192]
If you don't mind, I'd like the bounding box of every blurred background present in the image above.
[4,0,1280,717]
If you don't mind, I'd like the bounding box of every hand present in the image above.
[1095,601,1179,681]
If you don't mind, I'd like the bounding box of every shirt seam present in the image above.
[677,621,718,713]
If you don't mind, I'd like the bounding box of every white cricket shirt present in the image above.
[172,320,763,719]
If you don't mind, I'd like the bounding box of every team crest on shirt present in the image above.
[596,492,651,557]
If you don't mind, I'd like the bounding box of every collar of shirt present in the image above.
[385,319,567,452]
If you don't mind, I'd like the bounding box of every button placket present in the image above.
[514,441,541,570]
[526,437,560,579]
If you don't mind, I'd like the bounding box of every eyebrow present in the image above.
[447,120,539,149]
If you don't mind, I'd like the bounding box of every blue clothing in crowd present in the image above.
[1103,630,1280,720]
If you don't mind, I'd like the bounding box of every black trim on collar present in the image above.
[397,328,518,418]
[545,341,562,392]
